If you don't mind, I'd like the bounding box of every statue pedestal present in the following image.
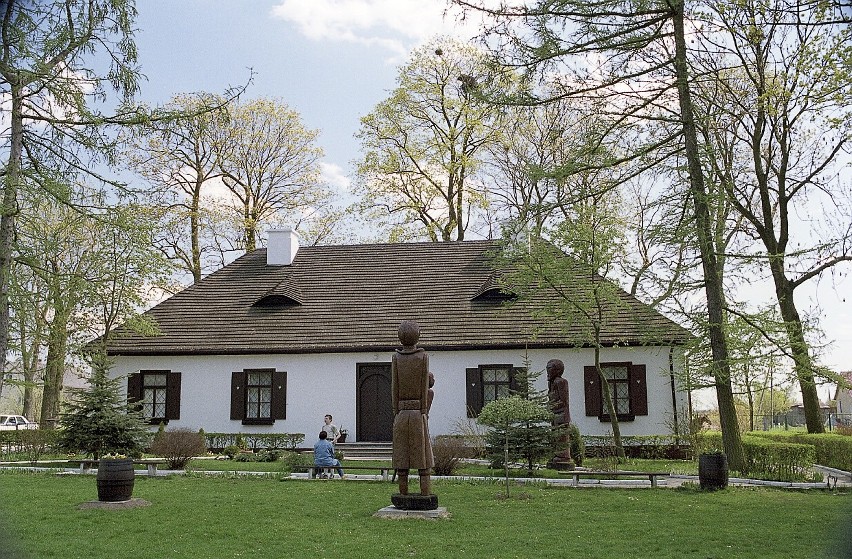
[390,493,439,510]
[374,505,449,519]
[548,458,576,471]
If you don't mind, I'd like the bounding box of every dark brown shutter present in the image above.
[584,366,601,416]
[466,367,483,417]
[510,367,528,397]
[230,371,246,420]
[629,364,648,416]
[271,371,287,420]
[127,372,142,405]
[166,372,182,420]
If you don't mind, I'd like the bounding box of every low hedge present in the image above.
[204,432,305,452]
[700,431,816,481]
[582,435,689,460]
[0,429,60,461]
[748,431,852,472]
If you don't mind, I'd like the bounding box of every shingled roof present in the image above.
[104,240,691,356]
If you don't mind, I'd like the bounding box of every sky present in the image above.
[132,0,479,193]
[129,1,851,400]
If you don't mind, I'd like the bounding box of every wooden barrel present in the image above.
[97,459,135,502]
[698,452,729,490]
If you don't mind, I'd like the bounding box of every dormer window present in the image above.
[471,288,516,302]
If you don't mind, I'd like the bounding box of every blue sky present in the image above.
[128,1,850,389]
[133,0,475,191]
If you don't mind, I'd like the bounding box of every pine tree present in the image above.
[58,354,149,459]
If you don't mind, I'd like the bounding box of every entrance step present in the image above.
[336,442,392,460]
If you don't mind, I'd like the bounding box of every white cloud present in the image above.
[320,161,352,191]
[270,0,477,58]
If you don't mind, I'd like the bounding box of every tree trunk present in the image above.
[0,83,23,380]
[190,187,202,283]
[595,345,625,460]
[671,1,745,471]
[771,271,824,433]
[40,315,69,429]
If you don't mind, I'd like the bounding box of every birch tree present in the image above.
[455,0,747,469]
[355,37,510,242]
[691,0,852,433]
[215,97,328,252]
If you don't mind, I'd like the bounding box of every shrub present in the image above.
[749,431,852,471]
[204,432,306,452]
[699,431,817,481]
[479,396,557,475]
[17,429,59,463]
[279,450,311,474]
[567,424,585,467]
[432,436,465,475]
[150,428,207,469]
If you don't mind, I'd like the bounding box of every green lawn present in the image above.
[180,456,700,477]
[0,470,849,559]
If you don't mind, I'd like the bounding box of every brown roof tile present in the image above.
[104,240,691,355]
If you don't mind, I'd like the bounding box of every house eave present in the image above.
[105,338,688,357]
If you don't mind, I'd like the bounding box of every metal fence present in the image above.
[755,412,852,431]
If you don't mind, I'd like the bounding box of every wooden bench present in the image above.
[78,458,170,476]
[563,470,669,487]
[294,464,394,481]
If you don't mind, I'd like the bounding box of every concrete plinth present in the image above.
[548,459,576,471]
[390,493,439,510]
[374,506,449,519]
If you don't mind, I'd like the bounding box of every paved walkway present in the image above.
[3,463,848,490]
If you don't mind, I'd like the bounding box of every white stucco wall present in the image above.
[109,345,687,442]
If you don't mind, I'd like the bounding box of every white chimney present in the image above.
[266,228,300,266]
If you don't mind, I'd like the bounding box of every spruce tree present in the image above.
[59,353,149,459]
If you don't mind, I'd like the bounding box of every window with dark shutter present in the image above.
[584,362,649,421]
[629,364,648,416]
[271,371,287,420]
[231,369,287,424]
[465,364,526,418]
[466,367,483,417]
[584,366,601,416]
[130,370,181,424]
[230,371,246,420]
[165,372,182,420]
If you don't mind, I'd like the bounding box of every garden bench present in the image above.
[294,464,394,481]
[77,458,170,476]
[562,470,669,487]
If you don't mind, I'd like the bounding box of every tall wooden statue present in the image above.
[390,320,438,510]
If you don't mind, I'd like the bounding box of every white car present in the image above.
[0,415,39,430]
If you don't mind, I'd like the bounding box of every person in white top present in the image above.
[321,414,340,443]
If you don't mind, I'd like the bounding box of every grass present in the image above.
[0,470,849,559]
[181,456,699,477]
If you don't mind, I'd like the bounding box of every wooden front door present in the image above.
[356,363,393,442]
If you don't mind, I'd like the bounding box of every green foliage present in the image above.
[477,395,552,427]
[700,432,817,481]
[2,429,60,463]
[149,428,208,470]
[748,431,852,472]
[57,365,149,459]
[432,436,466,476]
[232,450,281,463]
[480,396,561,474]
[567,423,585,466]
[354,36,512,241]
[205,432,305,452]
